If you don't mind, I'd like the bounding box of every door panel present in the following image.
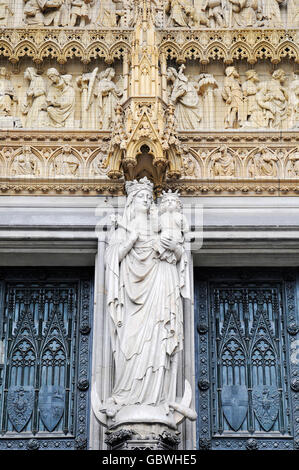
[0,268,94,450]
[195,268,299,451]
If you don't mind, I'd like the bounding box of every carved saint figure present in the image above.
[211,146,236,176]
[201,0,227,28]
[288,151,299,176]
[23,0,67,26]
[165,0,198,27]
[167,65,202,130]
[249,148,278,177]
[96,0,133,27]
[182,153,200,177]
[11,147,40,176]
[21,67,48,128]
[256,69,289,129]
[195,73,218,128]
[70,0,93,27]
[103,178,193,425]
[242,69,260,126]
[228,0,258,27]
[46,68,75,128]
[0,67,17,117]
[52,146,80,176]
[90,152,108,175]
[0,0,13,25]
[289,74,299,129]
[222,66,244,128]
[287,0,299,27]
[256,0,283,27]
[84,67,123,130]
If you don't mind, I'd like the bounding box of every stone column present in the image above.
[160,52,168,103]
[122,51,130,102]
[181,252,197,450]
[89,233,111,450]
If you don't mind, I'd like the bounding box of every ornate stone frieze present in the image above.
[0,26,297,65]
[158,28,299,64]
[0,131,299,195]
[0,28,131,64]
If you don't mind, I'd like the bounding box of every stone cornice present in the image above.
[0,130,298,196]
[0,27,297,65]
[158,28,299,64]
[0,28,132,65]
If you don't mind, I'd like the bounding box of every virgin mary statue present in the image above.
[102,177,194,428]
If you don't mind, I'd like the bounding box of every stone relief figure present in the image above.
[195,73,218,128]
[255,69,289,129]
[96,1,117,27]
[0,0,13,25]
[51,146,80,176]
[201,0,228,28]
[222,66,244,129]
[242,69,260,126]
[228,0,258,27]
[96,0,133,27]
[0,67,17,117]
[210,146,236,176]
[165,0,198,27]
[182,153,201,177]
[70,0,93,27]
[256,0,283,27]
[46,68,75,128]
[287,0,299,27]
[102,177,194,429]
[289,74,299,129]
[11,147,40,176]
[90,151,109,175]
[249,148,278,177]
[21,67,48,129]
[84,67,123,130]
[23,0,68,26]
[167,65,202,130]
[288,151,299,176]
[155,189,189,264]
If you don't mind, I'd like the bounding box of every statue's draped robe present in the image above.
[23,75,48,128]
[105,224,190,407]
[170,75,202,130]
[97,78,121,129]
[47,78,75,128]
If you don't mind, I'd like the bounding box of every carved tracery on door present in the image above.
[0,269,93,450]
[195,269,298,451]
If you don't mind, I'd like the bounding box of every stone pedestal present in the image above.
[105,425,181,450]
